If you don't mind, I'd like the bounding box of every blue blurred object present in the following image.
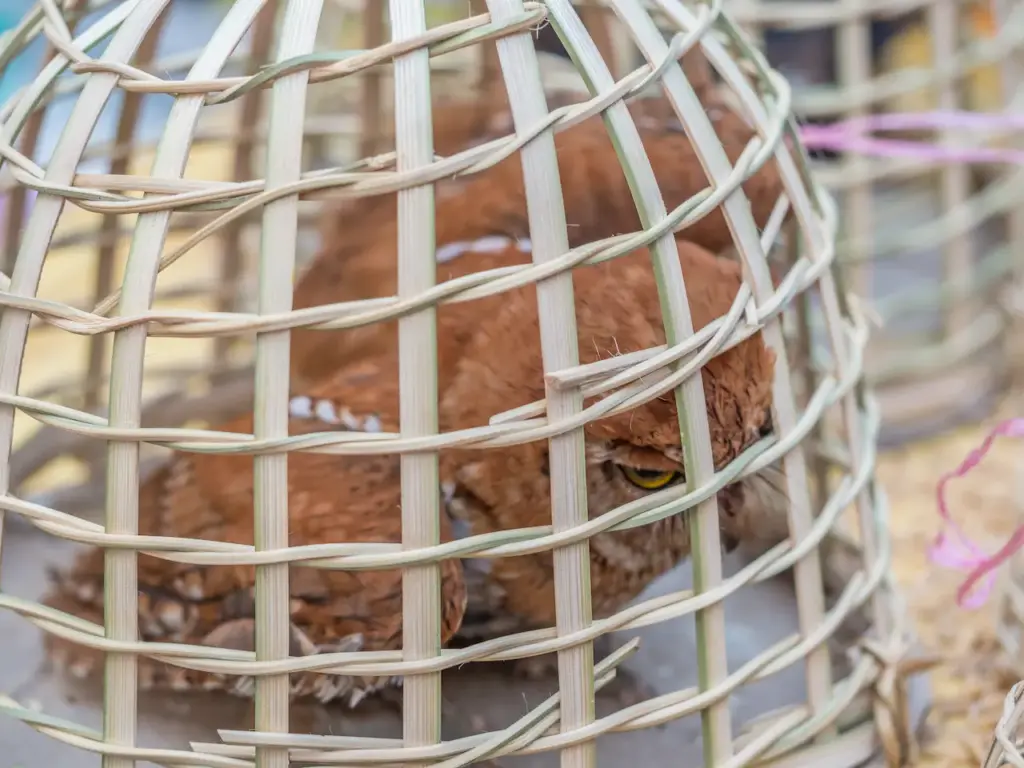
[0,4,38,105]
[870,16,919,58]
[0,0,225,165]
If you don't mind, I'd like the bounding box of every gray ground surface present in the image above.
[1,519,895,767]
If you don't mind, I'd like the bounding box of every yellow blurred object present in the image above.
[306,0,479,161]
[327,0,465,50]
[881,1,1004,114]
[12,137,236,465]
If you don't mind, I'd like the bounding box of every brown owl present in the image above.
[41,236,781,709]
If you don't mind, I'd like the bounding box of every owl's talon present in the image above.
[306,633,364,707]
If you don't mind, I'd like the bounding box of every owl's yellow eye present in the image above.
[619,466,680,490]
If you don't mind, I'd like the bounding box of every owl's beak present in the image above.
[716,483,743,553]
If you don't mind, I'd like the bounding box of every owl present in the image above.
[42,235,782,709]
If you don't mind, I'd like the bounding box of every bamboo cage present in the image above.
[0,0,929,766]
[983,681,1024,768]
[690,0,1023,446]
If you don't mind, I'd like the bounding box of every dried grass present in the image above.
[880,390,1024,767]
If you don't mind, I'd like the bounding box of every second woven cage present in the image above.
[593,0,1024,445]
[730,0,1024,445]
[0,0,924,765]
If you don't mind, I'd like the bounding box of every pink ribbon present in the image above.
[930,418,1024,608]
[807,110,1024,608]
[797,110,1024,165]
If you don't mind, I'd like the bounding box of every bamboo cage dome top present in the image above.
[0,0,917,766]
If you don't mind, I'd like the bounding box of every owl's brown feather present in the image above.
[41,233,777,705]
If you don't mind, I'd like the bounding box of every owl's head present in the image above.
[439,239,781,607]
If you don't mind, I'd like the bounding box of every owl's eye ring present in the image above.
[619,466,680,490]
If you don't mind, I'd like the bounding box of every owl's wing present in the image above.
[42,363,467,706]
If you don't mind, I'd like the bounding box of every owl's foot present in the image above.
[42,567,382,708]
[293,634,372,707]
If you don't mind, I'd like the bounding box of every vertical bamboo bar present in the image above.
[577,2,616,76]
[88,6,176,766]
[618,2,833,756]
[991,0,1024,369]
[471,0,502,104]
[929,0,974,338]
[214,0,279,373]
[1,0,83,278]
[835,0,873,306]
[389,0,443,753]
[743,15,765,79]
[796,274,830,514]
[102,6,267,768]
[785,210,830,513]
[706,8,898,651]
[86,15,166,411]
[568,4,729,759]
[487,1,595,765]
[0,0,158,578]
[252,3,323,768]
